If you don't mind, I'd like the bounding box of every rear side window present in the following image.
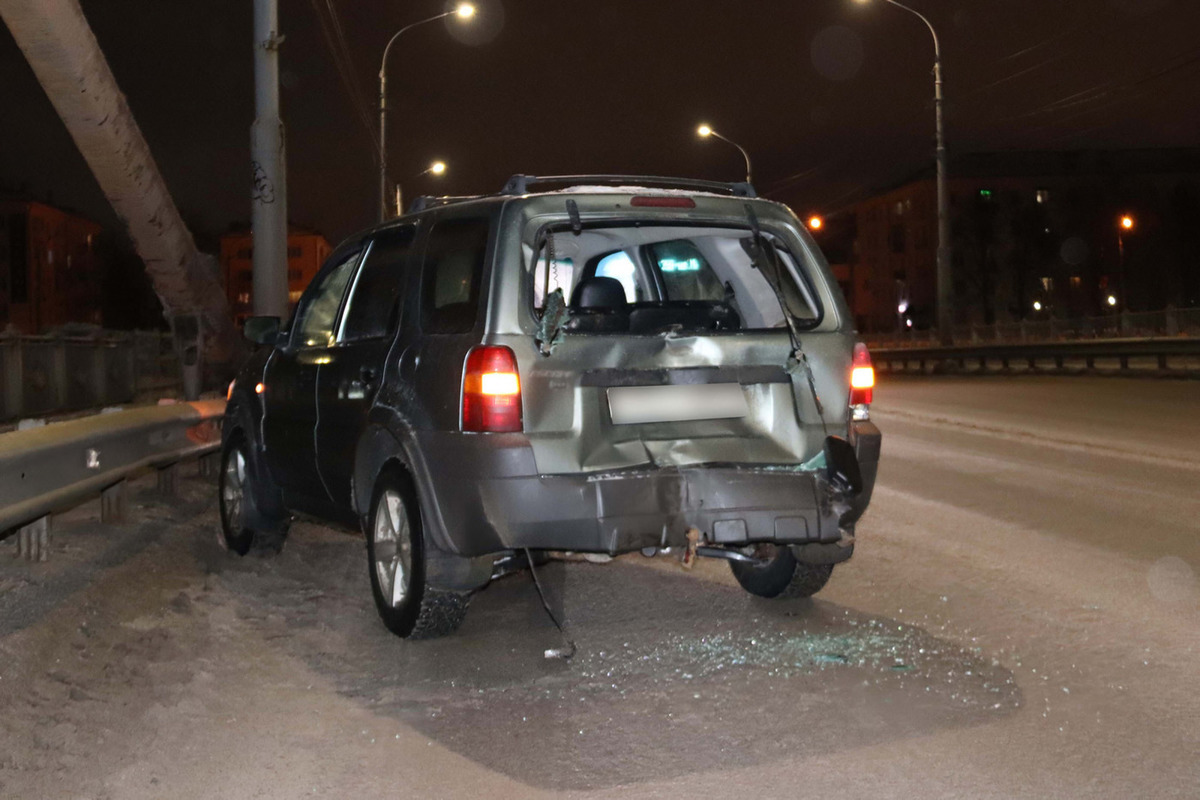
[339,226,415,342]
[421,217,490,334]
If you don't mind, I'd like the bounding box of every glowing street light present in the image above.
[807,215,824,231]
[852,0,951,345]
[378,4,475,220]
[695,123,753,184]
[1033,301,1043,312]
[1116,213,1135,310]
[394,160,448,217]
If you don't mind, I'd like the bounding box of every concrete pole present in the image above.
[251,0,289,320]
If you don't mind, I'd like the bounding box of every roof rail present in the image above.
[406,194,490,214]
[501,174,757,198]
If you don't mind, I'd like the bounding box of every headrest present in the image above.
[570,276,627,310]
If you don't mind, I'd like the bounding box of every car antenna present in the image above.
[525,548,577,659]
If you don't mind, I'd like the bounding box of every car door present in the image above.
[261,247,361,503]
[316,225,417,510]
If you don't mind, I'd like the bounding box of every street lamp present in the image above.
[394,160,448,217]
[696,123,753,184]
[1116,214,1135,310]
[378,3,475,221]
[853,0,951,344]
[807,215,824,231]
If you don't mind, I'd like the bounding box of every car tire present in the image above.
[365,469,468,639]
[729,544,834,599]
[218,431,289,556]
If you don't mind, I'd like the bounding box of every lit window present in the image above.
[1070,276,1082,289]
[1036,190,1050,204]
[1041,277,1054,292]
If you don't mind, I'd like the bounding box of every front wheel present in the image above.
[729,544,834,599]
[365,470,468,639]
[218,432,288,555]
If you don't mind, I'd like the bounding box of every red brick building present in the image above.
[219,227,331,324]
[0,199,103,333]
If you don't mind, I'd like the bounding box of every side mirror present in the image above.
[243,316,281,346]
[823,435,863,496]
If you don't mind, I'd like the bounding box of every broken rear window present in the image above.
[529,225,821,335]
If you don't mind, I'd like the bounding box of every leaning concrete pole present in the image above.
[0,0,242,389]
[251,0,288,320]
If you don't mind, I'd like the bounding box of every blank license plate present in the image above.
[607,383,749,425]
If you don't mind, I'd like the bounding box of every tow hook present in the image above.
[695,546,770,567]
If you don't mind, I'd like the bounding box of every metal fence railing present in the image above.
[0,330,180,422]
[0,399,224,560]
[872,338,1200,376]
[867,308,1200,349]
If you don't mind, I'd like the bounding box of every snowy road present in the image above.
[1,375,1197,798]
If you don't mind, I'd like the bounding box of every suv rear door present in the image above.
[315,224,417,510]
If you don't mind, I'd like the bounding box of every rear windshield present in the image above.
[528,224,821,334]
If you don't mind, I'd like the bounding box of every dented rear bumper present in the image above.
[417,426,881,559]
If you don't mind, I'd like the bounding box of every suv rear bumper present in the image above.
[416,428,880,558]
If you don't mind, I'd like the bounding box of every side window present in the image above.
[292,250,359,348]
[421,216,490,334]
[339,226,415,342]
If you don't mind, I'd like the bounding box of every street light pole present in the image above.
[378,5,474,222]
[251,0,288,320]
[696,124,753,184]
[856,0,951,344]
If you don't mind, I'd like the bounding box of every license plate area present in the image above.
[607,383,749,425]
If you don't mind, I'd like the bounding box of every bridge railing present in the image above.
[868,308,1200,349]
[872,337,1200,376]
[0,330,180,422]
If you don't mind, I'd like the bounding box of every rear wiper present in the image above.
[744,204,826,428]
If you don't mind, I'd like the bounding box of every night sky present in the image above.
[2,0,1198,246]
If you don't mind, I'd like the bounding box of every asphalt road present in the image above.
[1,375,1197,798]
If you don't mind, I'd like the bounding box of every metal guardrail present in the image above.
[873,337,1200,375]
[0,330,181,422]
[0,399,224,560]
[866,308,1200,349]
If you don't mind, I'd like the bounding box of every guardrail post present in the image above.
[158,463,180,497]
[101,480,127,523]
[198,452,219,479]
[14,515,51,562]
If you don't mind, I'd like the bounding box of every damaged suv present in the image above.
[219,175,881,639]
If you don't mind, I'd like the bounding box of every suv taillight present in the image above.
[850,342,874,420]
[462,345,523,432]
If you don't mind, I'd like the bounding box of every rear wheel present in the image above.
[366,470,468,639]
[218,432,288,555]
[729,544,833,599]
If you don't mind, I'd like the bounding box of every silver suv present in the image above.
[219,175,881,639]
